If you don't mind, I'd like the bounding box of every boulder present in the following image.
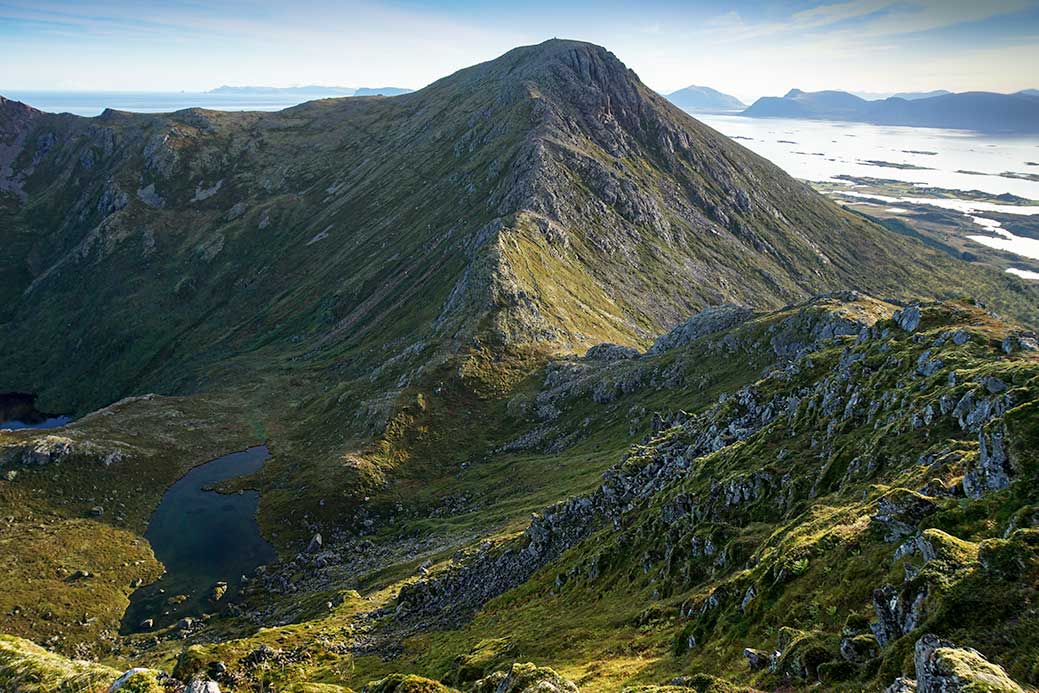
[743,647,771,671]
[894,305,922,332]
[840,633,879,663]
[914,633,1022,692]
[108,668,163,692]
[982,376,1008,394]
[884,677,918,692]
[185,679,222,693]
[1002,335,1038,353]
[306,533,323,553]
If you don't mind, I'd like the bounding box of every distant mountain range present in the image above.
[852,89,952,101]
[663,84,745,112]
[208,84,413,97]
[742,87,1039,133]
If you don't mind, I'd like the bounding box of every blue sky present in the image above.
[1,0,1037,99]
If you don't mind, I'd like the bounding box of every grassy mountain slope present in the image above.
[2,40,1035,417]
[158,297,1038,692]
[0,39,1038,693]
[8,294,1025,692]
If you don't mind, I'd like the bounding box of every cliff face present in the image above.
[0,96,44,201]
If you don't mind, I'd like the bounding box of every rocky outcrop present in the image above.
[8,435,75,465]
[963,425,1012,499]
[1002,334,1038,353]
[584,343,640,360]
[871,583,928,647]
[1,434,130,468]
[648,305,754,354]
[396,371,800,625]
[913,634,1022,692]
[397,301,1025,638]
[871,490,937,542]
[185,679,222,693]
[741,628,834,682]
[894,305,922,332]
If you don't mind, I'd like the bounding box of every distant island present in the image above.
[352,86,413,96]
[663,85,745,113]
[741,87,1039,133]
[852,89,951,100]
[207,85,413,97]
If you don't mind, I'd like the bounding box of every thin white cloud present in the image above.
[790,0,892,28]
[1,0,1035,95]
[851,0,1035,37]
[695,0,1032,46]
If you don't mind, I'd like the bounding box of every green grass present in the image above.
[2,291,1037,691]
[0,634,120,692]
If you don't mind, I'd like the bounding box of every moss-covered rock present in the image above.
[771,628,840,682]
[446,639,516,686]
[108,668,165,693]
[978,529,1039,581]
[657,672,762,692]
[472,663,577,692]
[362,672,457,693]
[914,634,1023,692]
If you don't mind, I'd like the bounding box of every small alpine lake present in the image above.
[121,445,275,633]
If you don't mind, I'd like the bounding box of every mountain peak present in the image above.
[506,38,615,64]
[0,95,41,120]
[665,84,746,112]
[438,38,638,97]
[1,39,1033,412]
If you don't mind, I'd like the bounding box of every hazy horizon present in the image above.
[2,1,1038,105]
